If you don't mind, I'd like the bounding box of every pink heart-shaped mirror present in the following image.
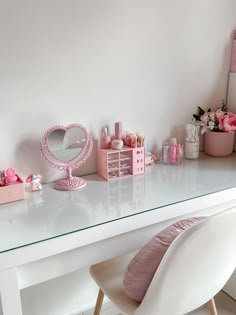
[40,124,93,191]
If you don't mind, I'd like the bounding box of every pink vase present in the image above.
[204,131,235,157]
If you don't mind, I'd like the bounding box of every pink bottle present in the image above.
[115,122,122,140]
[176,143,184,163]
[170,137,177,164]
[101,128,111,149]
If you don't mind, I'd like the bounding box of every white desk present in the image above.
[1,154,236,314]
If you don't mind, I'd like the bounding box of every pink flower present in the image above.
[208,112,216,120]
[220,114,236,132]
[194,104,236,134]
[227,112,235,118]
[200,113,209,126]
[215,109,225,119]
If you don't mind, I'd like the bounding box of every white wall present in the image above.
[1,0,236,180]
[1,0,236,314]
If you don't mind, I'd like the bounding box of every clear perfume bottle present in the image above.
[185,123,200,159]
[162,140,169,164]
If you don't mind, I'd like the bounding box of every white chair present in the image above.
[90,207,236,315]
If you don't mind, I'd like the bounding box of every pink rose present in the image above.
[227,112,235,118]
[220,114,236,132]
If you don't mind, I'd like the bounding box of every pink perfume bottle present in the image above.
[170,137,177,164]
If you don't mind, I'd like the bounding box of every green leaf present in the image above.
[197,106,205,116]
[193,114,201,121]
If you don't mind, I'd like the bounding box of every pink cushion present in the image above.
[122,217,205,302]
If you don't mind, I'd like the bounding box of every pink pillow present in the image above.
[122,217,205,302]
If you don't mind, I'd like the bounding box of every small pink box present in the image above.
[0,176,25,205]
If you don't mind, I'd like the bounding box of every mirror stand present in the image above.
[54,166,87,191]
[40,124,93,191]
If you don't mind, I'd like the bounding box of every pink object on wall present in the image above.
[204,131,235,157]
[230,32,236,72]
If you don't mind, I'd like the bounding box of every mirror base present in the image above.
[54,177,86,191]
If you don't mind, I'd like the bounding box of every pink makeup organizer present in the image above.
[97,146,145,181]
[0,175,24,205]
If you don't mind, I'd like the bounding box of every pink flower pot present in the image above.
[204,131,235,157]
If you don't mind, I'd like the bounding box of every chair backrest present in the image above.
[135,206,236,315]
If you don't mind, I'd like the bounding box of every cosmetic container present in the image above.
[111,139,124,150]
[185,141,199,159]
[131,134,138,148]
[162,140,169,164]
[0,171,24,205]
[185,123,200,159]
[115,122,122,140]
[101,128,111,149]
[170,137,177,164]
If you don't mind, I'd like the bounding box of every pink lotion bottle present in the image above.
[170,137,177,164]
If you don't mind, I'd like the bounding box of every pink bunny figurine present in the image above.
[26,174,43,191]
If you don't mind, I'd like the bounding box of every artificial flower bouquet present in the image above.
[193,101,236,134]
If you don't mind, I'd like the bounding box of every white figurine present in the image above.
[26,174,43,191]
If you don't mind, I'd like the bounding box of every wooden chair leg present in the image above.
[93,289,105,315]
[207,297,218,315]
